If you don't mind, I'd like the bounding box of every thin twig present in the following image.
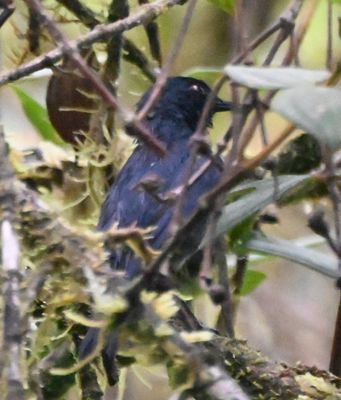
[254,93,268,146]
[104,0,129,84]
[327,0,333,70]
[170,76,227,235]
[321,145,341,377]
[183,0,311,198]
[150,3,309,322]
[137,0,197,122]
[263,28,291,65]
[138,0,162,66]
[225,82,242,168]
[137,0,200,236]
[237,0,317,155]
[231,0,304,64]
[55,0,156,80]
[143,123,295,278]
[101,0,129,139]
[0,0,183,86]
[231,255,248,322]
[24,0,167,156]
[330,291,341,376]
[141,0,307,279]
[0,1,14,28]
[215,238,235,337]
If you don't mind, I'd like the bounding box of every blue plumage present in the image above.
[79,77,231,376]
[97,76,230,278]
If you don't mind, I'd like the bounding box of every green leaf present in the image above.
[42,351,76,399]
[277,134,322,174]
[224,66,329,90]
[183,67,224,82]
[229,216,256,256]
[239,269,266,296]
[272,86,341,150]
[247,234,339,278]
[167,359,191,389]
[212,175,309,240]
[207,0,235,13]
[12,86,65,146]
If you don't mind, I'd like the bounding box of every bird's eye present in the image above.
[190,84,207,96]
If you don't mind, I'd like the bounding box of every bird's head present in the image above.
[137,76,232,131]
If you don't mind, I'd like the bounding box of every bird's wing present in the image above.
[97,140,190,277]
[151,158,221,250]
[97,140,190,232]
[97,147,163,231]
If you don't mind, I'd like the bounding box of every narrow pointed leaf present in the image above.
[12,86,65,146]
[224,66,329,90]
[272,86,341,149]
[213,175,309,239]
[247,235,339,278]
[239,269,266,296]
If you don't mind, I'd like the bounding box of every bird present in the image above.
[78,76,231,383]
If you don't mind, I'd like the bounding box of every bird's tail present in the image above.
[78,327,100,360]
[78,327,119,386]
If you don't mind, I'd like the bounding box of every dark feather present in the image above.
[79,77,231,382]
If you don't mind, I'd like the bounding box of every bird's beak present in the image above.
[214,97,232,112]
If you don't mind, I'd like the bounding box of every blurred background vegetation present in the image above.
[1,0,341,398]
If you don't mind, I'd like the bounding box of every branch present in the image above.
[55,0,156,80]
[138,0,162,66]
[0,0,184,86]
[17,185,109,287]
[160,0,314,267]
[104,0,129,84]
[231,0,304,64]
[143,123,295,279]
[3,161,338,398]
[0,0,14,28]
[0,129,25,400]
[24,0,167,156]
[12,178,248,399]
[137,0,197,121]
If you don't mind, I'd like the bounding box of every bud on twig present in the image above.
[209,284,228,305]
[308,209,330,239]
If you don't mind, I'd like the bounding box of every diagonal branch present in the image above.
[24,0,167,156]
[0,0,184,86]
[55,0,156,80]
[1,143,338,398]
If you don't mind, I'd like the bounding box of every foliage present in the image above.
[207,0,235,13]
[12,86,65,146]
[272,86,341,150]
